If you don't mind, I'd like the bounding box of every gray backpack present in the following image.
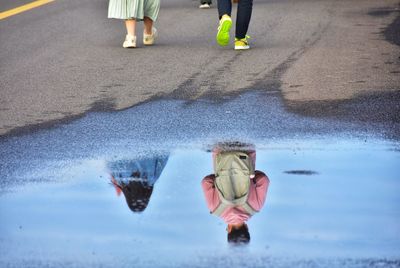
[212,151,258,216]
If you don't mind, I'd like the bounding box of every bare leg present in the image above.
[125,19,136,36]
[123,19,137,48]
[143,16,153,35]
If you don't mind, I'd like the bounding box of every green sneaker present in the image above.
[234,35,250,50]
[216,14,232,46]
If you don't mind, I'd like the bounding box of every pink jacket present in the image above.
[201,150,270,224]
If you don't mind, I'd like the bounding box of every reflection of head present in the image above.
[118,180,153,212]
[227,224,250,244]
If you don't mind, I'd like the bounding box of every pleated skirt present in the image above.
[108,0,160,21]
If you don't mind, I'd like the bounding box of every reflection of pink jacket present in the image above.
[201,151,270,224]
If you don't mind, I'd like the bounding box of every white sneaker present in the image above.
[123,34,136,48]
[143,27,157,46]
[199,3,210,8]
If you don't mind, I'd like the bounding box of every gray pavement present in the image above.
[0,0,399,138]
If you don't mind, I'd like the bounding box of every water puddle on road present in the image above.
[0,92,399,267]
[1,140,399,267]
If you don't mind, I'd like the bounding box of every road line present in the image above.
[0,0,54,20]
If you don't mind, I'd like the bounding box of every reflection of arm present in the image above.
[201,175,220,212]
[110,176,122,196]
[248,171,270,211]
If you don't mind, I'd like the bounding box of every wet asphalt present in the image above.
[0,89,397,191]
[0,90,400,267]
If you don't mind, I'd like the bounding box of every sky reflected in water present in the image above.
[0,138,399,267]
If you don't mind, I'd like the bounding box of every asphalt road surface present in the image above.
[0,0,399,138]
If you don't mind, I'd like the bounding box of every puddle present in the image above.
[0,140,399,267]
[0,91,395,192]
[0,92,399,267]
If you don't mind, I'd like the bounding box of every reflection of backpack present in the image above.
[212,151,258,216]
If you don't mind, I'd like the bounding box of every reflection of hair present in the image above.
[227,224,250,244]
[118,180,154,212]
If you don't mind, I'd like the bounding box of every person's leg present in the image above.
[125,19,136,36]
[142,0,159,44]
[216,0,233,46]
[143,16,157,45]
[123,19,137,48]
[217,0,232,18]
[143,16,153,35]
[235,0,253,39]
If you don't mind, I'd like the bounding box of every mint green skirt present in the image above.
[108,0,160,21]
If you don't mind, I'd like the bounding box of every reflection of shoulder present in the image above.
[201,174,216,191]
[253,170,269,185]
[254,170,266,177]
[202,174,216,182]
[202,174,216,188]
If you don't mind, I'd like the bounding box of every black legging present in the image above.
[217,0,253,39]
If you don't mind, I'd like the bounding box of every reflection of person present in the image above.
[108,0,160,48]
[108,156,168,212]
[201,143,269,244]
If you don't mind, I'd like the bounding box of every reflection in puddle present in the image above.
[201,142,269,245]
[284,170,319,175]
[108,156,169,212]
[0,138,399,267]
[0,92,399,267]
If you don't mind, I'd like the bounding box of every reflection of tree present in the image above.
[107,156,169,212]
